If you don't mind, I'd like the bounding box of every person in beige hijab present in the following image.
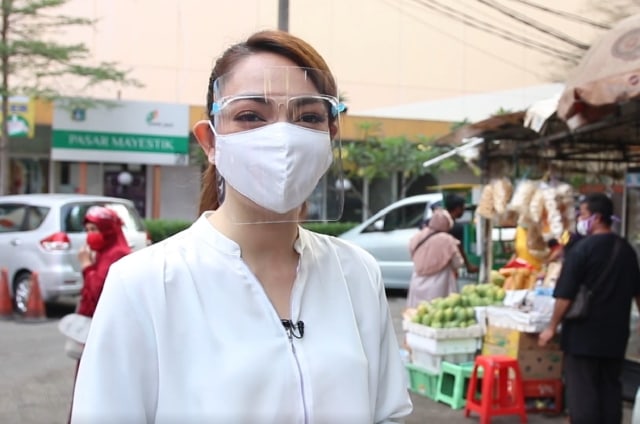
[406,209,463,308]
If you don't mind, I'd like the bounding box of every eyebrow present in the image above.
[290,96,329,107]
[228,96,271,105]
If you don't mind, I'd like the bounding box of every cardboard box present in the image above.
[482,325,563,380]
[483,325,560,357]
[518,350,563,380]
[481,344,563,379]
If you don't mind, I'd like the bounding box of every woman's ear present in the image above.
[193,120,215,160]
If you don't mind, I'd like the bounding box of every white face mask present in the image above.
[209,122,333,214]
[576,216,594,236]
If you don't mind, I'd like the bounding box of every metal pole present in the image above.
[278,0,289,32]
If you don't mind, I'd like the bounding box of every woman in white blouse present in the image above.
[70,29,412,424]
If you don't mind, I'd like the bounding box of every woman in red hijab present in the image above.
[76,206,132,317]
[67,206,132,423]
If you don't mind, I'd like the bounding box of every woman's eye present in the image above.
[235,111,265,122]
[298,113,326,124]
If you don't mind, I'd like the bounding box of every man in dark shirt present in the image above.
[539,193,640,424]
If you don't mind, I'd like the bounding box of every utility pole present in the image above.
[278,0,289,32]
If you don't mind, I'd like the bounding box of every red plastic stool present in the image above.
[464,355,527,424]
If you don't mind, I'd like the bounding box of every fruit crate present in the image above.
[406,332,481,355]
[485,305,548,333]
[408,342,477,374]
[406,362,440,400]
[403,321,484,339]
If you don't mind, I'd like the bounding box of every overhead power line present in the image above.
[476,0,591,50]
[504,0,611,30]
[379,0,550,80]
[410,0,581,62]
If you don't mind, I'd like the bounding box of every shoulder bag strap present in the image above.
[589,236,622,293]
[410,231,441,257]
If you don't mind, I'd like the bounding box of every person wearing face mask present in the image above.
[70,30,412,424]
[66,206,131,423]
[539,193,640,424]
[77,206,132,317]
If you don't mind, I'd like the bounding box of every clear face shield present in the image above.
[208,66,345,224]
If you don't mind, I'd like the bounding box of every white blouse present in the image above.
[71,213,412,423]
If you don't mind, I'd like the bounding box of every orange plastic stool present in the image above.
[464,355,527,424]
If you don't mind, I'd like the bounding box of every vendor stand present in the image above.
[403,282,565,413]
[427,102,640,400]
[409,11,640,410]
[423,103,640,402]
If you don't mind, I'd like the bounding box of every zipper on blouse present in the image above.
[238,258,308,423]
[287,333,309,424]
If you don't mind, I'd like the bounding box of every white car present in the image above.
[0,194,150,314]
[339,194,518,290]
[339,194,444,289]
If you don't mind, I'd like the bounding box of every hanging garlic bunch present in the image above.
[492,177,513,215]
[476,183,495,219]
[508,180,538,218]
[556,183,576,234]
[529,187,546,224]
[543,186,564,240]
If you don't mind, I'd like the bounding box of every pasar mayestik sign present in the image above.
[51,100,190,166]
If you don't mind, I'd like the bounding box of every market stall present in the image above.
[416,14,640,407]
[429,104,640,396]
[403,281,564,413]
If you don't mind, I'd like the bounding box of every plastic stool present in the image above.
[435,361,476,410]
[464,355,527,424]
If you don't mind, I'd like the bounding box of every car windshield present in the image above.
[64,202,145,233]
[389,203,425,230]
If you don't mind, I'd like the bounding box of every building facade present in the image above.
[7,98,457,221]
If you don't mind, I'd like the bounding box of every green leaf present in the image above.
[0,0,143,195]
[340,121,463,200]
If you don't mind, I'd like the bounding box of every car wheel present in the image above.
[13,271,32,315]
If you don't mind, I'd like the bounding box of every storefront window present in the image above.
[9,158,48,194]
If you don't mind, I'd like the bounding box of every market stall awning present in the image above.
[433,111,537,147]
[557,13,640,129]
[424,112,540,172]
[524,94,561,133]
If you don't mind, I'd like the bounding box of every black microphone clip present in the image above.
[281,319,305,339]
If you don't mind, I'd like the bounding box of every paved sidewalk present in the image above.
[0,318,76,424]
